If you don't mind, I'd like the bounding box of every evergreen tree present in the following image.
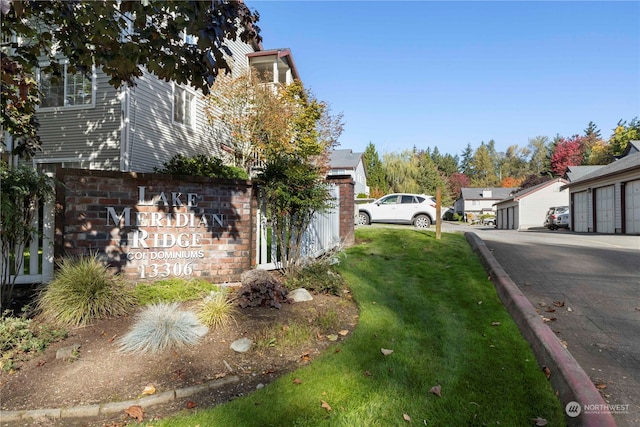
[459,143,474,176]
[362,142,387,197]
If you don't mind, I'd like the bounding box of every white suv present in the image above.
[357,193,437,228]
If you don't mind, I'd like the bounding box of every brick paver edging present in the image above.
[0,375,240,423]
[465,232,616,427]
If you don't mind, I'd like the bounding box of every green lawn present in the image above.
[146,227,565,426]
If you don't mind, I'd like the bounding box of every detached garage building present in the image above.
[561,142,640,235]
[494,178,569,230]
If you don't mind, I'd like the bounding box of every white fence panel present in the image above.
[1,199,55,285]
[257,184,341,270]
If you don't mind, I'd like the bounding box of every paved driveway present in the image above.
[471,227,640,426]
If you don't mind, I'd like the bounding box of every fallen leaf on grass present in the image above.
[301,351,311,362]
[595,382,608,390]
[553,301,565,307]
[321,400,332,412]
[141,384,156,395]
[545,308,556,313]
[327,334,338,341]
[124,405,144,422]
[186,401,197,409]
[403,413,411,422]
[364,370,372,377]
[215,372,227,379]
[338,329,349,336]
[542,366,551,379]
[429,385,442,397]
[381,348,394,356]
[531,416,548,426]
[293,378,302,384]
[491,322,501,326]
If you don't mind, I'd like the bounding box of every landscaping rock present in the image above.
[289,288,313,302]
[56,344,80,360]
[230,337,252,353]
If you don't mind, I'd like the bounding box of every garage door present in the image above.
[625,180,640,234]
[595,185,615,233]
[507,207,514,229]
[573,191,589,232]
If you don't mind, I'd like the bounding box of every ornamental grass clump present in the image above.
[36,256,136,327]
[197,289,237,330]
[118,302,208,354]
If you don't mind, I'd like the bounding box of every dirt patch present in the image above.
[0,292,358,426]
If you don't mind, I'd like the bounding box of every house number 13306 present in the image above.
[139,262,194,279]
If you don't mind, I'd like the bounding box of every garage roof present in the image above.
[561,151,640,190]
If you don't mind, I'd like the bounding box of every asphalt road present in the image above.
[471,226,640,426]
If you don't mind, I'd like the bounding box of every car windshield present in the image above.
[557,207,569,214]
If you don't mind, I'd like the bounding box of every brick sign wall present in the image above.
[56,169,257,283]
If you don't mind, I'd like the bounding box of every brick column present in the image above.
[326,175,355,247]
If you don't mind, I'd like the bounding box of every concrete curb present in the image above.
[465,232,616,427]
[0,375,240,423]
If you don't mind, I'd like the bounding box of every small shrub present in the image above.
[238,270,290,309]
[0,311,66,371]
[154,154,248,180]
[284,259,345,295]
[135,278,219,305]
[118,303,208,354]
[197,289,237,329]
[254,320,313,351]
[36,256,136,327]
[314,307,340,330]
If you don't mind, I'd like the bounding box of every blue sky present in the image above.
[247,1,640,158]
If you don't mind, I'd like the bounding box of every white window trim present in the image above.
[32,157,94,175]
[37,59,97,112]
[172,83,196,129]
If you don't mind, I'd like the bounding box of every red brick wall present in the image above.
[327,175,355,247]
[56,169,257,283]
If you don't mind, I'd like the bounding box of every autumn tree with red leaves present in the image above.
[550,135,587,177]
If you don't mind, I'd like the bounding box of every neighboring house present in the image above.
[454,188,517,220]
[494,178,569,230]
[560,141,640,234]
[327,149,368,197]
[247,48,300,87]
[27,40,304,175]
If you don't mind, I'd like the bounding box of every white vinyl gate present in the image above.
[625,180,640,234]
[0,199,55,286]
[256,184,341,270]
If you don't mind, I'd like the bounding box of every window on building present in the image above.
[173,85,195,128]
[39,63,94,109]
[34,159,87,176]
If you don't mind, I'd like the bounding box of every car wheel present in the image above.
[413,214,431,229]
[486,221,495,226]
[357,212,370,226]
